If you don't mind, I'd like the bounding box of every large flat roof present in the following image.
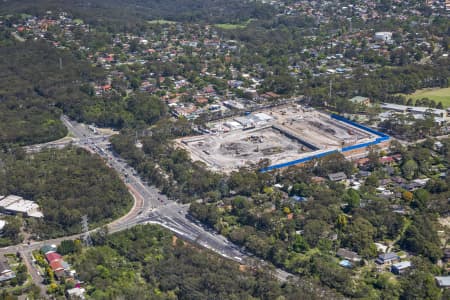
[0,195,43,218]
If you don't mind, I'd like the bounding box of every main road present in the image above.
[2,116,294,298]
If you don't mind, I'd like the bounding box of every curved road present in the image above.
[2,116,295,298]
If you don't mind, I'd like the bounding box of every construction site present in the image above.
[176,104,389,173]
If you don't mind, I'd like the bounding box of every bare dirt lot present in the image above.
[176,105,378,172]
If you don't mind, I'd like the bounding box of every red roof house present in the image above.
[379,156,394,164]
[50,260,64,272]
[45,252,62,263]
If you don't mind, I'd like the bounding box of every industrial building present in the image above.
[0,195,44,218]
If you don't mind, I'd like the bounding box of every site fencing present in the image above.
[260,115,390,172]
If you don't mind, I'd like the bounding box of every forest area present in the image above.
[68,224,340,300]
[0,0,275,27]
[0,37,101,146]
[0,147,132,239]
[0,34,166,146]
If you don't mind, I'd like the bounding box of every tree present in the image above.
[402,159,418,180]
[366,148,380,170]
[400,214,442,262]
[343,189,360,211]
[400,271,441,300]
[303,220,328,248]
[58,240,76,255]
[412,189,430,209]
[402,191,413,202]
[365,174,379,187]
[291,234,309,253]
[343,217,377,257]
[336,214,348,230]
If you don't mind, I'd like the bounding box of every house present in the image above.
[337,248,362,262]
[0,256,16,282]
[311,176,327,184]
[67,287,86,299]
[349,96,370,106]
[391,261,412,275]
[379,156,394,165]
[435,276,450,288]
[358,170,371,177]
[374,32,392,42]
[376,252,400,265]
[45,252,62,263]
[392,176,406,184]
[50,260,65,272]
[328,172,347,182]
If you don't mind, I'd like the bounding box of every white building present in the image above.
[381,103,448,119]
[0,195,43,218]
[67,287,86,300]
[374,32,393,42]
[0,220,6,232]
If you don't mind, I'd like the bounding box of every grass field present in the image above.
[401,87,450,107]
[215,19,255,30]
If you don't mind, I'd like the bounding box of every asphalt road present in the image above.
[1,115,295,296]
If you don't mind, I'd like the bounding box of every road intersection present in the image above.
[2,115,294,297]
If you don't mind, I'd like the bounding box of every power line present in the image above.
[81,215,92,247]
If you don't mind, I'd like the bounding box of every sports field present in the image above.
[402,87,450,107]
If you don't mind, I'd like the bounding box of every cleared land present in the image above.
[147,19,177,24]
[179,127,312,172]
[401,87,450,107]
[176,105,378,172]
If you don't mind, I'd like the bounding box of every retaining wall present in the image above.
[260,115,390,172]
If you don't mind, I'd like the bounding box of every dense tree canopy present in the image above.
[0,147,132,238]
[73,224,340,300]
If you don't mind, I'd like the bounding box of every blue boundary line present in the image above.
[260,115,390,172]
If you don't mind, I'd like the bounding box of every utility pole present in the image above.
[329,78,333,99]
[59,57,63,70]
[81,215,92,247]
